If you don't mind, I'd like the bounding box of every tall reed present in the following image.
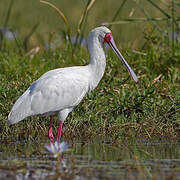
[102,0,179,57]
[0,0,14,49]
[73,0,96,55]
[40,0,71,45]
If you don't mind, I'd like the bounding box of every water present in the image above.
[0,139,180,179]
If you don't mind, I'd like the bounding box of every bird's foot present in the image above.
[48,127,54,143]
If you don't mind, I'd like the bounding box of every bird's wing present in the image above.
[8,67,90,124]
[29,69,90,114]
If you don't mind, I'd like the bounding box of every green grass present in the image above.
[0,30,179,142]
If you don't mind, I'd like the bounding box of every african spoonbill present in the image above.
[8,26,138,144]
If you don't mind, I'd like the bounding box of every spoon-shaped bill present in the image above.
[109,38,138,82]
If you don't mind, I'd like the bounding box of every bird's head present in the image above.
[90,26,138,82]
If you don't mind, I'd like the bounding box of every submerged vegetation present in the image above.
[0,0,179,143]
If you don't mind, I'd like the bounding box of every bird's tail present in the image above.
[8,90,31,125]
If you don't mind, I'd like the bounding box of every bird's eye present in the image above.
[104,32,112,43]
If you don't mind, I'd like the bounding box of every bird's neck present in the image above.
[88,35,106,90]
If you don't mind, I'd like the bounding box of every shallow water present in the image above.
[0,139,180,179]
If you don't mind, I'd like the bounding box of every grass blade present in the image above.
[23,23,39,51]
[171,0,175,57]
[77,0,96,37]
[40,0,71,44]
[73,0,96,55]
[3,0,14,28]
[0,0,14,49]
[109,0,128,28]
[133,1,163,33]
[102,17,169,25]
[146,0,171,18]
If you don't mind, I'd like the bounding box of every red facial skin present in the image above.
[104,32,113,43]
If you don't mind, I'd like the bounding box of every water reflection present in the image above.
[0,139,180,179]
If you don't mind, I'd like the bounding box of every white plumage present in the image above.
[9,67,91,124]
[8,26,138,143]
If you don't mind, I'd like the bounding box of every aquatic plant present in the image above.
[45,141,68,158]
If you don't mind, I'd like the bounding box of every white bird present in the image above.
[8,26,138,144]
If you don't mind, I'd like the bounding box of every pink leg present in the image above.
[57,121,63,144]
[48,116,54,143]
